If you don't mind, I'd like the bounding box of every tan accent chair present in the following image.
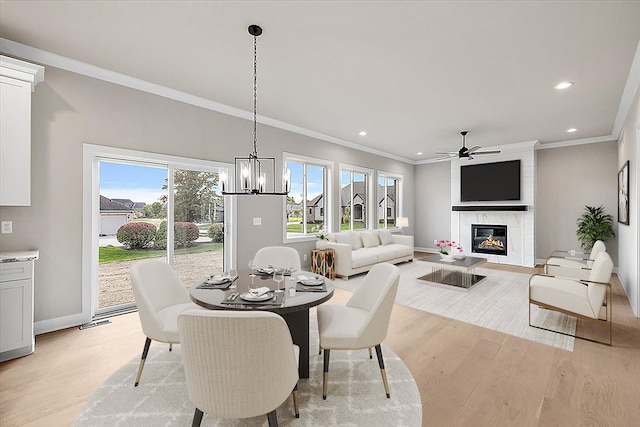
[317,263,400,399]
[178,310,300,426]
[529,251,614,345]
[544,240,606,280]
[253,246,301,270]
[130,260,202,386]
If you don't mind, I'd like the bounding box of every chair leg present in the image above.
[134,337,152,387]
[169,343,173,352]
[374,344,390,398]
[368,347,373,359]
[322,349,330,400]
[192,408,204,427]
[292,383,300,418]
[266,409,278,426]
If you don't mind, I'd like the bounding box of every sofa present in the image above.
[317,229,414,279]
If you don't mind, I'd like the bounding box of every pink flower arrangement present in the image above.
[436,239,463,255]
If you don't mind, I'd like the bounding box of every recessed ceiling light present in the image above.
[359,131,367,136]
[555,81,574,90]
[417,152,423,156]
[567,128,577,133]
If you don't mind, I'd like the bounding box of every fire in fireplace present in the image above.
[471,224,507,256]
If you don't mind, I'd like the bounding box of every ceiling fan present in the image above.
[434,131,501,160]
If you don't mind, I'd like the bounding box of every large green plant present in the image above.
[576,205,615,252]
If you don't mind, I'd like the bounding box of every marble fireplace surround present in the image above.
[449,141,537,267]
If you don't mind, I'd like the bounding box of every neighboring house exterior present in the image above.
[307,194,324,223]
[377,184,396,224]
[99,196,136,236]
[112,198,146,217]
[340,182,367,225]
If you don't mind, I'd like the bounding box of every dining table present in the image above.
[189,269,335,378]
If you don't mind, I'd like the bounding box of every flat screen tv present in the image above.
[460,160,521,202]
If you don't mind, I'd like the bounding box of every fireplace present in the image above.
[471,224,507,256]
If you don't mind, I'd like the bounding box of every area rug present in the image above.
[74,320,422,426]
[337,262,576,351]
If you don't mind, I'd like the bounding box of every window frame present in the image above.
[376,170,403,230]
[283,152,333,243]
[339,163,374,231]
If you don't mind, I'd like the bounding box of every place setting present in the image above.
[195,269,238,290]
[295,274,327,292]
[222,286,285,306]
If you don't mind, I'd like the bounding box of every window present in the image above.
[284,153,332,240]
[340,165,373,231]
[377,173,402,229]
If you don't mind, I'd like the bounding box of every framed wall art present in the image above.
[618,160,629,225]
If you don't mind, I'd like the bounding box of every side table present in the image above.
[311,249,336,280]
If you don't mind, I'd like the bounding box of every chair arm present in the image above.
[578,279,611,287]
[392,234,414,247]
[323,242,353,272]
[549,250,590,260]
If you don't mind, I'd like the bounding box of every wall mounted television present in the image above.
[460,159,521,202]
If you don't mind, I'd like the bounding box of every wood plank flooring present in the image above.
[1,260,639,426]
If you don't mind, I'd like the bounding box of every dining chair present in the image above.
[129,259,202,386]
[178,310,300,426]
[530,251,614,345]
[543,240,606,280]
[317,262,400,399]
[253,246,301,271]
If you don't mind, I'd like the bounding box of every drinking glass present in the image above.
[248,259,256,277]
[228,269,238,288]
[273,271,284,293]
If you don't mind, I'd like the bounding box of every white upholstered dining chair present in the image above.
[317,262,400,399]
[529,251,614,345]
[178,310,300,426]
[253,246,301,271]
[543,240,606,280]
[129,259,202,386]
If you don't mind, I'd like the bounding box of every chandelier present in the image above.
[221,25,291,196]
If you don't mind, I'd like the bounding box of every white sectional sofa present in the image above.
[318,229,414,279]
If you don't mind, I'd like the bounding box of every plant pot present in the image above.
[317,240,328,250]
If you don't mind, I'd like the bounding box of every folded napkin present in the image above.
[249,286,270,297]
[297,275,320,281]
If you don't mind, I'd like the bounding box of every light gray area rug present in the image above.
[338,261,576,351]
[75,320,422,426]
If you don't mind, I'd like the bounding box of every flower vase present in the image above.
[317,240,328,250]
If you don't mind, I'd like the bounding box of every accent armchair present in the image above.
[529,251,614,345]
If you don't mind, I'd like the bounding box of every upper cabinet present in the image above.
[0,56,44,206]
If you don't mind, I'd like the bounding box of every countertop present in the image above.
[0,250,40,263]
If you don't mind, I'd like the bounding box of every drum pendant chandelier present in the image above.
[221,25,291,196]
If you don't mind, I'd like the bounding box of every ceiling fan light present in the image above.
[567,128,577,132]
[554,81,574,90]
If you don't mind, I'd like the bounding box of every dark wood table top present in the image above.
[189,270,335,314]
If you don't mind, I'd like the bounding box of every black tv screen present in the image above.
[460,160,521,202]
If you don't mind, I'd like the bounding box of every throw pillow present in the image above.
[361,231,380,248]
[350,232,364,250]
[335,232,352,246]
[378,229,393,245]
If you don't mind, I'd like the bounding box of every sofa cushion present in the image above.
[351,249,379,268]
[360,231,380,248]
[378,229,393,245]
[334,232,351,246]
[351,232,364,250]
[389,243,413,258]
[366,245,397,263]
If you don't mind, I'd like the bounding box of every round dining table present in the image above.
[189,270,335,378]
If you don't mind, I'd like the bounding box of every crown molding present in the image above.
[612,39,640,139]
[0,54,44,91]
[0,38,415,165]
[537,135,616,150]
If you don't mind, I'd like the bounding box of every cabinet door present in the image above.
[0,75,32,206]
[0,278,33,353]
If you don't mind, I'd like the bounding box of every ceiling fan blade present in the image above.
[466,145,482,154]
[472,150,501,155]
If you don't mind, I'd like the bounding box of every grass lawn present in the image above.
[99,242,222,263]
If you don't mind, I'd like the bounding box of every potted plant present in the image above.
[436,239,462,261]
[576,205,615,252]
[317,229,329,250]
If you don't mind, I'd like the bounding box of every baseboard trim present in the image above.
[35,313,84,335]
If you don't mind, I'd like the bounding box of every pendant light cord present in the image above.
[253,34,258,157]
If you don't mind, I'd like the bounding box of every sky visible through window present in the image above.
[100,162,167,204]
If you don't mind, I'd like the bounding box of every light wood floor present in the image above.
[1,260,639,426]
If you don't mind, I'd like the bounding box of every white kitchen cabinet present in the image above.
[0,56,44,206]
[0,256,37,361]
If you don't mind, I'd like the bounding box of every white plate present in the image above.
[239,291,273,302]
[205,276,231,285]
[299,278,323,286]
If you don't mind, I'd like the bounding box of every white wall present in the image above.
[617,84,639,317]
[414,161,450,250]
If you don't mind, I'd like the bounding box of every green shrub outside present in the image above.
[116,222,157,249]
[207,223,224,243]
[154,220,200,249]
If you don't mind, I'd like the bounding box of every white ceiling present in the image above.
[2,1,640,163]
